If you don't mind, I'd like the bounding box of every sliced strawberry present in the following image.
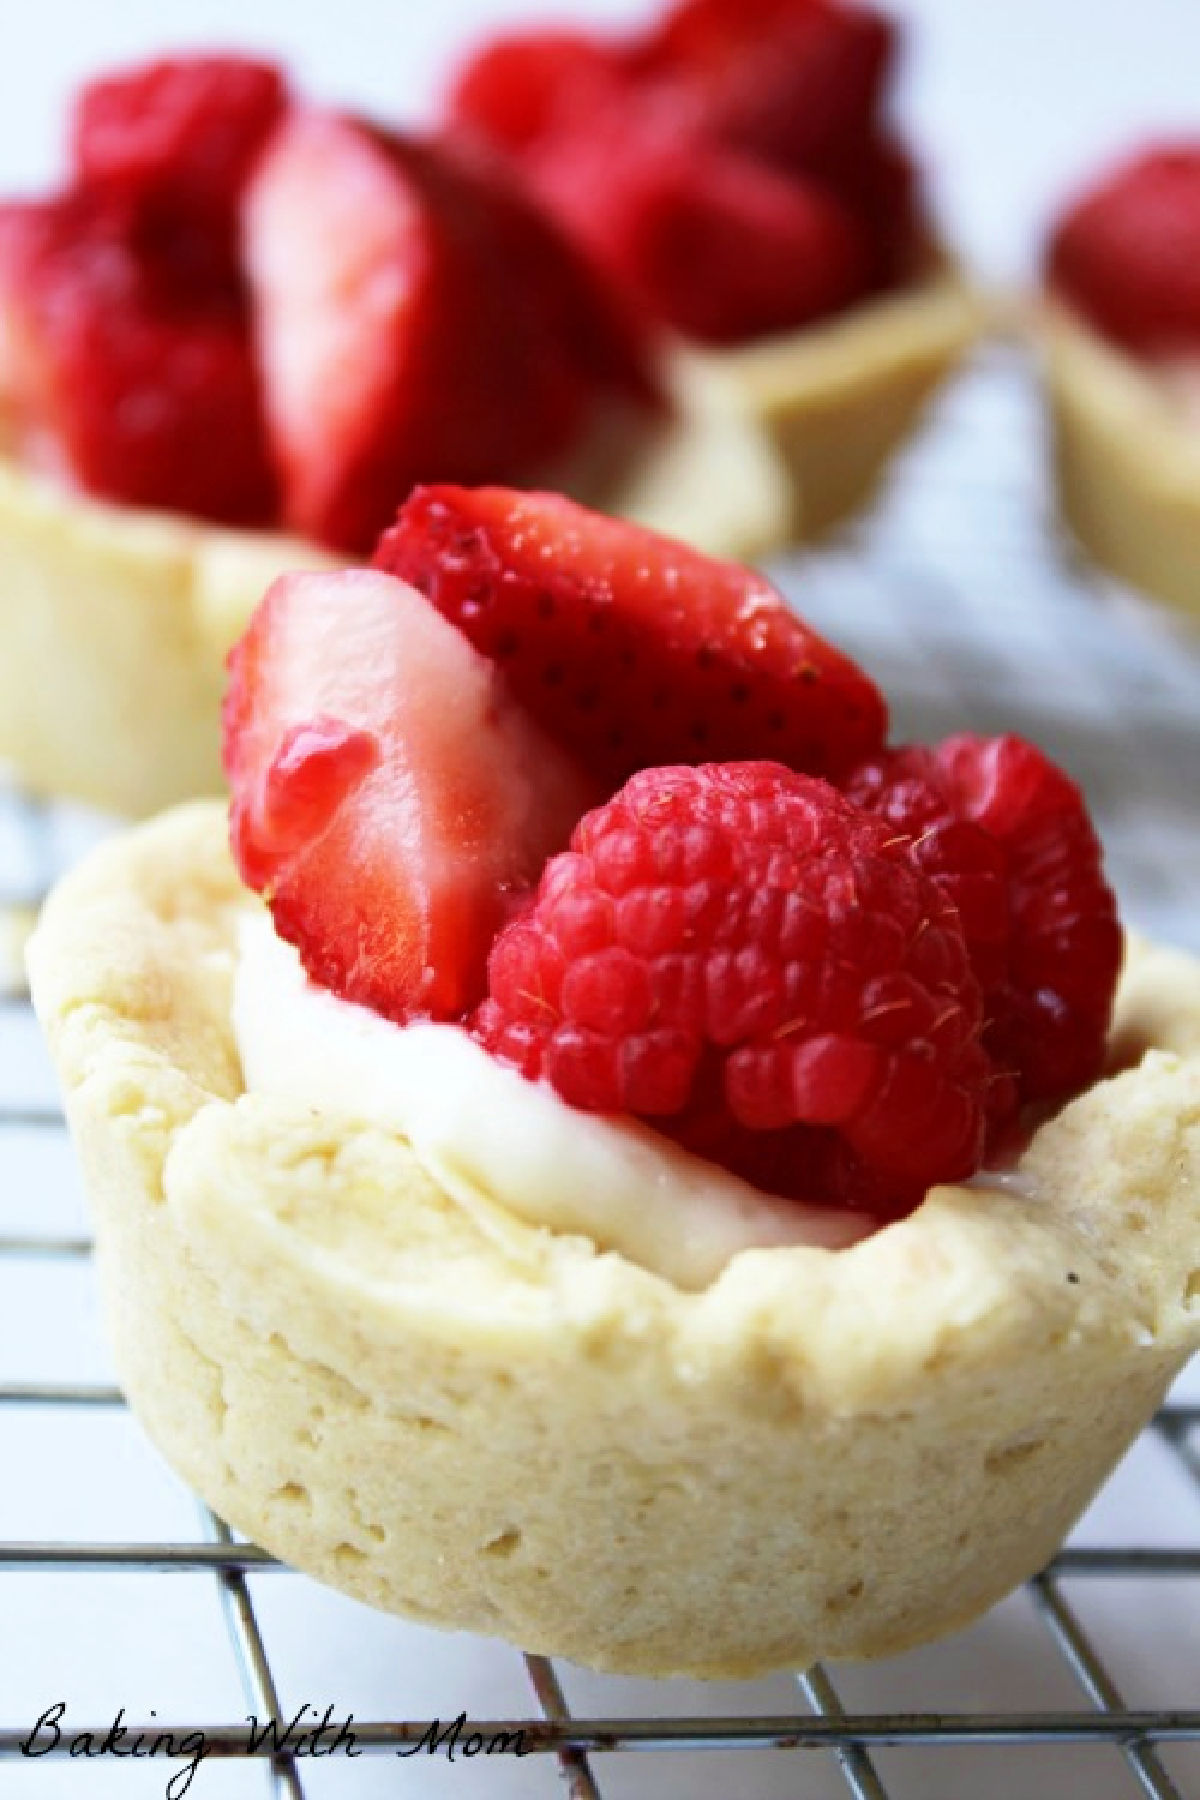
[445,0,915,343]
[1047,145,1200,357]
[446,32,631,154]
[827,131,925,287]
[72,56,288,225]
[453,2,896,193]
[633,0,844,71]
[442,136,662,413]
[71,56,288,305]
[224,569,596,1020]
[532,126,873,344]
[0,192,276,524]
[375,486,887,788]
[244,111,659,554]
[634,0,896,183]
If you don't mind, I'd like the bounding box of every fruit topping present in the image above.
[474,761,991,1217]
[0,191,276,524]
[529,130,875,347]
[844,735,1121,1108]
[72,56,288,255]
[375,485,887,788]
[444,0,926,343]
[224,568,595,1021]
[243,112,660,553]
[1048,146,1200,358]
[446,32,631,156]
[630,0,896,184]
[1,54,662,544]
[225,487,1122,1222]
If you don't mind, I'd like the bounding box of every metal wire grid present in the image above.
[0,348,1198,1797]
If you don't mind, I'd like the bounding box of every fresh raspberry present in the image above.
[1047,146,1200,357]
[0,192,277,525]
[475,762,991,1217]
[844,736,1121,1109]
[72,56,288,226]
[70,56,288,310]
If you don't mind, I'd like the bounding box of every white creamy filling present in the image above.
[232,912,873,1290]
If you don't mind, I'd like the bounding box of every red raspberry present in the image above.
[0,192,277,526]
[1047,146,1200,357]
[844,736,1121,1110]
[475,762,992,1218]
[71,57,289,307]
[442,0,927,341]
[72,57,288,226]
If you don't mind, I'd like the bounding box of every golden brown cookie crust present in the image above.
[27,803,1200,1678]
[1041,304,1200,623]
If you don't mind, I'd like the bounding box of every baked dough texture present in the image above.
[1042,305,1200,623]
[682,264,983,539]
[27,804,1200,1678]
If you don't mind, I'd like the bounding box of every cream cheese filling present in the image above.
[232,911,873,1289]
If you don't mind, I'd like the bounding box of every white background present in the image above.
[1,0,1199,281]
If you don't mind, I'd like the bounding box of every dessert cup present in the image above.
[27,801,1200,1679]
[679,261,983,539]
[1040,304,1200,624]
[0,449,329,818]
[0,385,790,818]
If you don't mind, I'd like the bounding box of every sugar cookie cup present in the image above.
[679,262,984,540]
[0,453,329,817]
[1040,304,1200,624]
[27,802,1200,1678]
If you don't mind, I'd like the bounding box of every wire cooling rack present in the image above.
[0,344,1198,1800]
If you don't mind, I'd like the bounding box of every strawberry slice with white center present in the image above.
[243,110,658,554]
[223,569,596,1020]
[375,485,887,788]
